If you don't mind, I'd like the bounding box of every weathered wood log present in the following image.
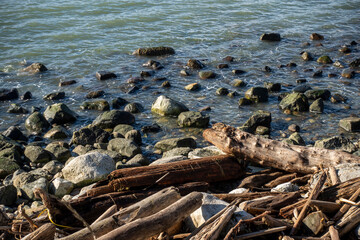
[238,170,284,188]
[264,173,298,188]
[308,200,341,214]
[87,155,243,198]
[60,187,181,240]
[213,192,282,203]
[332,187,360,221]
[319,177,360,202]
[21,223,55,240]
[203,123,360,174]
[97,192,203,240]
[329,226,340,240]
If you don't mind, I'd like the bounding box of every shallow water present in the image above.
[1,0,359,151]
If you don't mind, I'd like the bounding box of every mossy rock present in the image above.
[317,56,333,64]
[279,93,309,112]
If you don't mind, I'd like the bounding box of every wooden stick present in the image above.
[290,172,327,235]
[91,205,117,225]
[308,200,341,213]
[234,226,287,240]
[21,223,56,240]
[328,167,340,186]
[338,197,360,206]
[332,187,360,221]
[329,226,340,240]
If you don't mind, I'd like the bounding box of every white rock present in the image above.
[149,155,188,165]
[186,193,253,231]
[229,188,249,194]
[49,178,74,197]
[271,182,299,193]
[62,152,115,187]
[151,95,188,116]
[71,183,97,200]
[188,146,226,159]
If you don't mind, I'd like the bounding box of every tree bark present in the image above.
[203,123,360,174]
[21,223,55,240]
[97,192,203,240]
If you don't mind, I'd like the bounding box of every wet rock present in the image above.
[293,84,312,93]
[42,160,64,175]
[132,47,175,56]
[309,98,324,113]
[177,111,210,128]
[180,70,191,76]
[187,59,204,69]
[216,87,229,96]
[271,182,299,193]
[125,130,142,145]
[161,81,171,87]
[49,178,74,197]
[312,70,323,78]
[62,152,115,187]
[199,71,216,79]
[44,103,77,125]
[339,46,351,53]
[112,97,128,109]
[264,66,272,72]
[7,103,28,114]
[141,123,161,133]
[264,82,281,92]
[24,146,52,163]
[185,83,200,91]
[0,157,20,179]
[31,106,41,113]
[301,51,313,61]
[124,102,144,113]
[72,145,95,156]
[13,172,48,199]
[81,100,110,111]
[88,149,122,162]
[232,69,246,75]
[330,94,347,103]
[143,60,163,70]
[71,125,110,146]
[333,60,346,68]
[126,154,149,166]
[86,90,104,99]
[284,132,306,146]
[95,71,117,80]
[163,147,192,158]
[43,92,65,100]
[0,185,17,205]
[127,76,145,84]
[339,117,360,132]
[0,88,19,101]
[349,58,360,68]
[151,95,188,116]
[20,91,32,100]
[140,70,153,78]
[154,137,196,153]
[3,126,28,142]
[92,110,135,129]
[45,143,71,163]
[255,126,270,135]
[245,87,268,102]
[150,155,187,165]
[305,89,331,100]
[59,80,77,87]
[279,92,309,112]
[238,98,253,106]
[227,91,238,98]
[242,110,271,133]
[199,106,211,112]
[231,79,247,87]
[260,33,281,41]
[302,211,326,235]
[0,147,21,163]
[310,33,324,40]
[317,55,333,64]
[25,112,50,134]
[217,63,229,69]
[288,124,300,132]
[296,78,307,84]
[341,69,355,78]
[113,124,134,136]
[286,62,297,68]
[314,136,356,153]
[22,63,48,73]
[107,138,141,158]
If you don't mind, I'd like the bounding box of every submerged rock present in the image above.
[242,110,271,133]
[199,71,216,79]
[216,87,229,96]
[260,33,281,41]
[132,46,175,56]
[151,95,188,116]
[86,90,105,99]
[301,51,313,61]
[43,92,65,100]
[112,97,128,109]
[92,110,135,129]
[95,71,117,80]
[349,58,360,68]
[0,88,19,101]
[341,69,355,79]
[7,103,28,114]
[339,117,360,132]
[185,83,200,91]
[177,111,210,128]
[22,63,48,73]
[264,82,281,92]
[44,103,77,125]
[310,33,324,40]
[238,98,253,106]
[187,59,204,69]
[231,79,247,87]
[81,100,110,111]
[314,136,356,153]
[317,55,333,64]
[305,89,331,100]
[279,92,309,112]
[25,112,50,134]
[245,87,268,102]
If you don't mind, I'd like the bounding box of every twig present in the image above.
[338,197,360,206]
[234,226,287,240]
[332,187,360,221]
[18,204,38,231]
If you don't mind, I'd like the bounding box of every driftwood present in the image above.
[60,187,181,240]
[203,123,360,174]
[265,173,298,188]
[87,155,244,198]
[214,192,282,203]
[21,223,55,240]
[97,191,203,240]
[238,170,284,188]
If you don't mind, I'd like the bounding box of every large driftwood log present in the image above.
[21,223,55,240]
[203,123,360,174]
[87,155,244,197]
[97,192,203,240]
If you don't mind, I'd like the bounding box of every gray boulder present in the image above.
[62,152,115,187]
[124,103,144,113]
[113,124,134,136]
[88,149,122,162]
[49,178,74,197]
[284,132,306,146]
[125,130,142,146]
[163,147,193,158]
[314,136,356,153]
[279,92,309,112]
[25,112,50,134]
[339,117,360,132]
[242,110,271,133]
[2,126,28,142]
[151,95,189,116]
[188,146,226,159]
[71,125,110,146]
[155,137,196,153]
[177,111,210,128]
[24,146,52,163]
[126,154,149,166]
[0,158,20,179]
[309,98,324,113]
[44,103,77,125]
[42,160,64,175]
[44,126,70,140]
[92,110,135,129]
[304,89,331,100]
[45,143,71,163]
[150,155,188,165]
[0,185,17,206]
[107,138,141,158]
[13,172,48,200]
[81,100,110,111]
[244,87,268,102]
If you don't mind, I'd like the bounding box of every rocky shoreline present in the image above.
[0,33,360,239]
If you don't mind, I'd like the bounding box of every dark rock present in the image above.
[7,104,28,114]
[296,79,307,84]
[141,123,161,133]
[227,91,238,98]
[315,136,356,153]
[154,137,196,153]
[264,66,272,72]
[242,110,271,133]
[140,70,153,77]
[216,87,229,96]
[132,47,175,56]
[112,97,128,109]
[305,89,331,100]
[143,60,163,70]
[341,69,355,79]
[339,46,351,53]
[81,100,110,111]
[124,102,144,113]
[95,71,117,81]
[339,117,360,132]
[86,90,104,99]
[92,110,135,129]
[187,59,204,69]
[180,70,191,76]
[350,41,358,45]
[44,126,70,140]
[44,103,77,125]
[286,62,297,67]
[328,73,337,78]
[255,126,270,135]
[128,77,145,84]
[0,88,18,101]
[264,82,281,92]
[125,130,142,145]
[199,71,216,79]
[317,56,333,64]
[177,111,210,128]
[113,124,134,136]
[244,87,268,102]
[238,98,253,106]
[309,98,324,113]
[45,143,71,163]
[310,33,324,40]
[312,70,323,78]
[118,83,139,94]
[22,63,48,73]
[24,146,52,163]
[288,124,300,132]
[231,79,246,87]
[3,126,28,142]
[331,94,347,103]
[107,138,141,158]
[301,52,313,61]
[279,93,309,112]
[25,112,50,134]
[185,83,200,91]
[71,125,110,145]
[285,132,305,146]
[260,33,281,41]
[43,92,65,100]
[161,81,171,87]
[217,64,229,69]
[21,91,32,100]
[126,154,149,166]
[59,80,77,87]
[349,59,360,68]
[0,185,17,205]
[0,157,20,179]
[232,69,246,75]
[223,56,234,62]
